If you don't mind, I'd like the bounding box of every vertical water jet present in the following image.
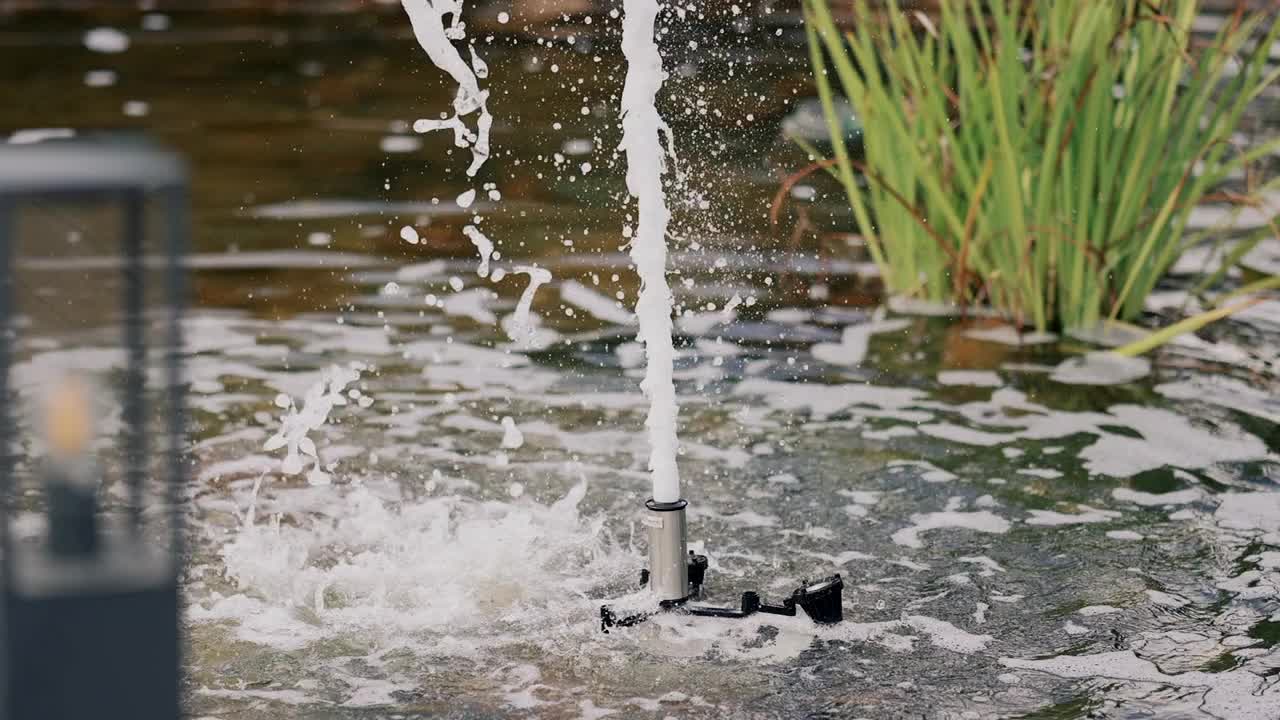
[620,0,681,507]
[620,0,687,602]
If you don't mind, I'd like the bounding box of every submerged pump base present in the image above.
[601,498,845,631]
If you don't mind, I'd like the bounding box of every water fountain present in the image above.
[397,0,847,629]
[4,5,1279,718]
[595,0,845,628]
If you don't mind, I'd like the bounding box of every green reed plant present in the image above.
[801,0,1280,333]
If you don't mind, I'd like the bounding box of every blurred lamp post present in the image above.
[0,136,188,719]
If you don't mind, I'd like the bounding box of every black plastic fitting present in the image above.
[601,549,845,631]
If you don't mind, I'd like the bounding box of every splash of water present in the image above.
[400,0,492,178]
[462,225,494,277]
[208,478,638,648]
[263,363,365,485]
[621,0,681,504]
[506,265,552,346]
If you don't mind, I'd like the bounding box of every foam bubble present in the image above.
[891,511,1011,549]
[1051,352,1149,386]
[84,27,130,53]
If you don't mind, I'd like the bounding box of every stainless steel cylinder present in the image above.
[644,498,689,601]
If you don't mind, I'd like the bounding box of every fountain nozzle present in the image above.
[600,498,843,631]
[644,498,690,601]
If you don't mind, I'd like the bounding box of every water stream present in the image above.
[619,0,681,505]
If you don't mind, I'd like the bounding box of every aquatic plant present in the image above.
[800,0,1280,333]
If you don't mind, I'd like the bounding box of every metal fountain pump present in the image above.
[602,494,845,630]
[0,136,189,719]
[643,498,689,601]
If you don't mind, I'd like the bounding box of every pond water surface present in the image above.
[3,5,1280,719]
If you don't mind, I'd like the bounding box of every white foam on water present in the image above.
[396,260,448,282]
[614,341,646,368]
[400,0,492,177]
[999,650,1280,720]
[1239,238,1280,278]
[1145,290,1200,313]
[887,460,957,483]
[499,664,549,709]
[886,296,1000,318]
[1170,332,1268,373]
[1063,621,1090,636]
[1025,505,1120,526]
[643,610,992,664]
[380,135,422,153]
[561,138,593,155]
[811,314,910,366]
[911,389,1270,478]
[501,416,524,449]
[1217,570,1278,600]
[249,199,495,220]
[733,378,931,421]
[1079,405,1269,478]
[1112,487,1203,507]
[691,507,778,527]
[620,0,680,504]
[84,26,130,53]
[1051,352,1150,386]
[766,308,812,325]
[1233,298,1280,332]
[937,370,1002,387]
[1078,605,1121,616]
[1186,191,1280,233]
[839,489,881,505]
[1157,376,1280,425]
[803,549,877,567]
[959,555,1006,575]
[1106,530,1145,541]
[561,280,636,325]
[891,511,1012,549]
[196,687,314,706]
[901,615,993,653]
[918,423,1008,446]
[863,425,918,441]
[461,225,494,277]
[973,602,988,624]
[961,325,1058,346]
[441,287,497,324]
[343,678,410,708]
[676,308,729,336]
[1145,589,1190,607]
[1215,493,1280,532]
[84,70,118,88]
[181,250,383,271]
[7,128,75,144]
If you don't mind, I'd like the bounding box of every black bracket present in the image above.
[601,552,843,632]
